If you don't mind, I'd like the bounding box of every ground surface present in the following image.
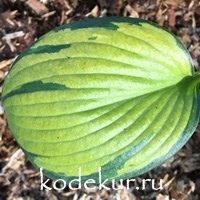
[0,0,200,199]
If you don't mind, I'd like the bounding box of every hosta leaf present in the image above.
[2,17,200,183]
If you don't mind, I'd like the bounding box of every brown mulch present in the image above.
[0,0,200,199]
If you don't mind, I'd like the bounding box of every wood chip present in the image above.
[2,31,25,40]
[168,8,176,27]
[25,0,49,16]
[0,59,14,70]
[42,11,56,19]
[1,149,25,175]
[91,5,99,18]
[124,5,139,18]
[156,194,169,200]
[0,71,5,82]
[195,6,200,15]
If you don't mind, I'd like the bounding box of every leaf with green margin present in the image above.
[2,17,200,184]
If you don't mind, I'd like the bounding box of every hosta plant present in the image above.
[2,17,200,184]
